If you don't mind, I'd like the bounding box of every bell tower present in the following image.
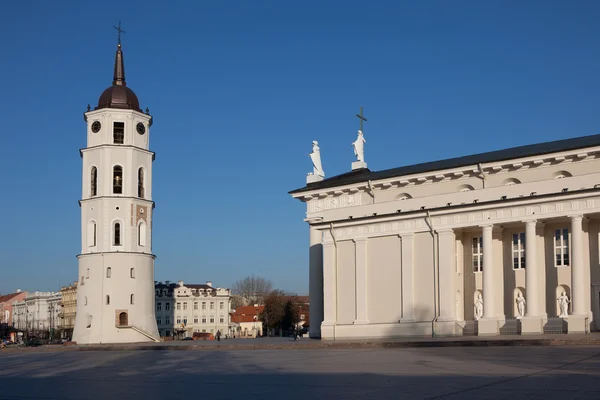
[72,35,159,344]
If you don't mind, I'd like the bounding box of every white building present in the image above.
[291,129,600,339]
[13,291,61,335]
[72,39,159,344]
[155,281,232,338]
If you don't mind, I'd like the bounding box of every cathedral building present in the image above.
[291,128,600,339]
[72,39,159,343]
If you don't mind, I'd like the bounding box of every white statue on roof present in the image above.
[307,141,325,183]
[352,130,366,162]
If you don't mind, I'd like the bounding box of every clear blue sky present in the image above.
[1,1,600,295]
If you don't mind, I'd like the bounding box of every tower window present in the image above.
[138,168,144,198]
[113,122,124,144]
[106,267,111,278]
[130,294,134,305]
[138,221,146,247]
[106,295,110,305]
[91,167,97,196]
[130,268,135,278]
[113,166,123,194]
[87,221,97,247]
[114,223,121,246]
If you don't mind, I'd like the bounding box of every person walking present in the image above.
[216,330,221,342]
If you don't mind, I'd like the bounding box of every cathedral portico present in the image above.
[292,128,600,339]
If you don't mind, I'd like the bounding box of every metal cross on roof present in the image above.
[113,20,126,45]
[356,106,367,132]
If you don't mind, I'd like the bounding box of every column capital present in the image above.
[569,214,584,221]
[437,229,455,236]
[522,219,537,225]
[479,224,494,230]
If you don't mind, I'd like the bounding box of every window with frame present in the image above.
[512,232,526,270]
[472,237,483,272]
[113,122,124,144]
[106,267,111,278]
[210,316,214,323]
[176,318,181,324]
[194,302,198,310]
[165,303,170,311]
[183,302,188,310]
[555,228,570,267]
[194,318,198,323]
[138,168,144,198]
[202,302,206,310]
[219,317,224,323]
[90,167,97,196]
[210,302,214,310]
[157,302,162,311]
[183,318,187,325]
[130,294,134,305]
[113,166,123,194]
[114,223,121,246]
[166,317,170,324]
[176,302,181,310]
[130,268,135,278]
[157,319,161,325]
[219,302,224,310]
[202,317,206,324]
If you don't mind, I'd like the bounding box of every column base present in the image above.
[567,315,588,334]
[477,318,499,336]
[353,320,369,325]
[321,322,336,340]
[520,316,543,335]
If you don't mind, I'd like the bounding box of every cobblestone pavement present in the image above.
[1,346,599,399]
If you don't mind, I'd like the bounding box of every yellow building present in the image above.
[60,282,77,340]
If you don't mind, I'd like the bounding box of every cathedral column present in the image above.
[521,220,543,334]
[437,229,456,321]
[353,238,369,324]
[401,234,415,321]
[309,226,324,338]
[568,215,589,334]
[478,224,499,335]
[321,241,337,339]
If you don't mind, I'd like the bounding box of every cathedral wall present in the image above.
[413,232,435,322]
[367,235,402,323]
[336,240,355,324]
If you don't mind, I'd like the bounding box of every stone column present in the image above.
[437,229,456,321]
[309,226,324,338]
[568,215,588,334]
[321,241,337,339]
[401,234,415,321]
[353,238,369,324]
[482,225,494,319]
[478,224,498,335]
[521,220,542,334]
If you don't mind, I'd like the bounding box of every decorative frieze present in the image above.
[307,193,362,212]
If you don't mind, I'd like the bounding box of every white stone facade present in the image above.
[155,281,232,338]
[292,134,600,339]
[13,292,61,334]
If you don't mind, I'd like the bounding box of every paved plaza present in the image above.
[1,345,600,399]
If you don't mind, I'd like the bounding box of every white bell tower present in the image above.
[72,37,159,344]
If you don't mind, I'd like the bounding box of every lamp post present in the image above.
[255,307,259,338]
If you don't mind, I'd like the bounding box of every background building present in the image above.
[59,282,77,340]
[155,281,231,338]
[0,290,27,328]
[13,291,61,339]
[230,305,264,337]
[292,132,600,339]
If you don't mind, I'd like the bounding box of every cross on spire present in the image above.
[356,106,367,132]
[113,20,125,45]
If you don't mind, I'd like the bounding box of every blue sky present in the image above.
[1,1,600,295]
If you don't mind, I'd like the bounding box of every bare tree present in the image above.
[231,275,273,308]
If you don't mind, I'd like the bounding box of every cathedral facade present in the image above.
[72,41,159,344]
[291,132,600,339]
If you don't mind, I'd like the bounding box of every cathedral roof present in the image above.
[289,133,600,194]
[95,43,141,112]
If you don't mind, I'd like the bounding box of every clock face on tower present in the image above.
[136,122,146,135]
[91,121,101,133]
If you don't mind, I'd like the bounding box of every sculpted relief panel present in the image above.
[308,193,362,213]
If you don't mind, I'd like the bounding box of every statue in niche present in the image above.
[516,292,526,319]
[308,141,325,177]
[557,291,570,318]
[352,130,366,162]
[474,293,483,321]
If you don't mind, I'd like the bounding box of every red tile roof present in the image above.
[230,306,264,323]
[0,293,21,304]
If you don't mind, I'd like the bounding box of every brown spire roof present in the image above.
[96,43,141,112]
